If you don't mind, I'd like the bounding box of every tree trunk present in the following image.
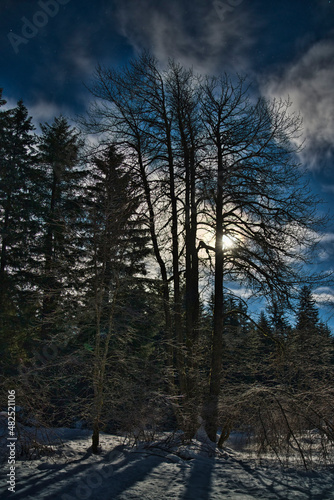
[184,146,200,437]
[137,147,173,373]
[205,143,224,443]
[0,193,11,310]
[42,173,59,336]
[92,416,100,453]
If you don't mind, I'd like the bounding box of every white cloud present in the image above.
[322,184,334,194]
[2,94,17,111]
[28,100,66,123]
[2,92,66,128]
[319,232,334,244]
[227,286,254,301]
[318,249,331,261]
[261,38,334,170]
[313,286,334,304]
[113,0,256,75]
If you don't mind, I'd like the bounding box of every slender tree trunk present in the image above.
[42,174,58,336]
[137,147,173,371]
[92,278,119,453]
[205,143,224,443]
[91,198,120,453]
[184,145,200,436]
[0,193,11,315]
[187,146,200,361]
[164,125,186,396]
[0,193,10,279]
[174,82,200,436]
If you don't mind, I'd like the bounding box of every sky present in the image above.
[1,0,334,322]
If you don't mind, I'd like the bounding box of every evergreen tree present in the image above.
[267,299,291,339]
[81,144,151,452]
[288,285,332,390]
[0,96,39,367]
[257,311,273,343]
[0,100,37,298]
[295,285,319,335]
[37,116,85,337]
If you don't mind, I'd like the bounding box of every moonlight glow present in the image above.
[222,234,236,249]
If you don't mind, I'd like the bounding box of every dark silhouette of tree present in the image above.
[199,73,329,442]
[267,299,291,340]
[81,145,151,453]
[0,81,333,467]
[295,285,320,334]
[38,116,84,337]
[289,285,332,389]
[0,96,39,369]
[84,55,204,435]
[82,54,330,444]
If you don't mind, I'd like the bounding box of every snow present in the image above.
[1,426,334,499]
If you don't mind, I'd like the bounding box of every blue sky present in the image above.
[1,0,334,323]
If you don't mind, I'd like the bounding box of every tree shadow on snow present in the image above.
[1,444,167,500]
[226,458,333,500]
[181,455,214,500]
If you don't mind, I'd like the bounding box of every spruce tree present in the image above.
[0,96,39,367]
[267,299,291,340]
[37,116,85,337]
[81,145,151,452]
[295,285,319,336]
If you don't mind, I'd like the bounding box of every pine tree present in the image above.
[0,97,39,367]
[289,285,332,390]
[81,145,151,453]
[295,285,319,336]
[267,299,291,340]
[0,100,37,298]
[37,116,85,337]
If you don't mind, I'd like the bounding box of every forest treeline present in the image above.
[1,54,334,464]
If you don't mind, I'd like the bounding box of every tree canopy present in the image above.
[0,57,333,464]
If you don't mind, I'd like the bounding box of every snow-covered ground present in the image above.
[1,425,334,499]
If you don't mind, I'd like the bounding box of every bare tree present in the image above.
[200,74,329,442]
[83,55,330,444]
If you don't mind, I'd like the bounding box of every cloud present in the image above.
[2,93,61,127]
[321,184,334,194]
[313,286,334,305]
[308,232,334,263]
[61,30,97,78]
[27,100,70,126]
[113,0,256,75]
[2,94,18,111]
[261,37,334,171]
[319,232,334,244]
[227,285,254,301]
